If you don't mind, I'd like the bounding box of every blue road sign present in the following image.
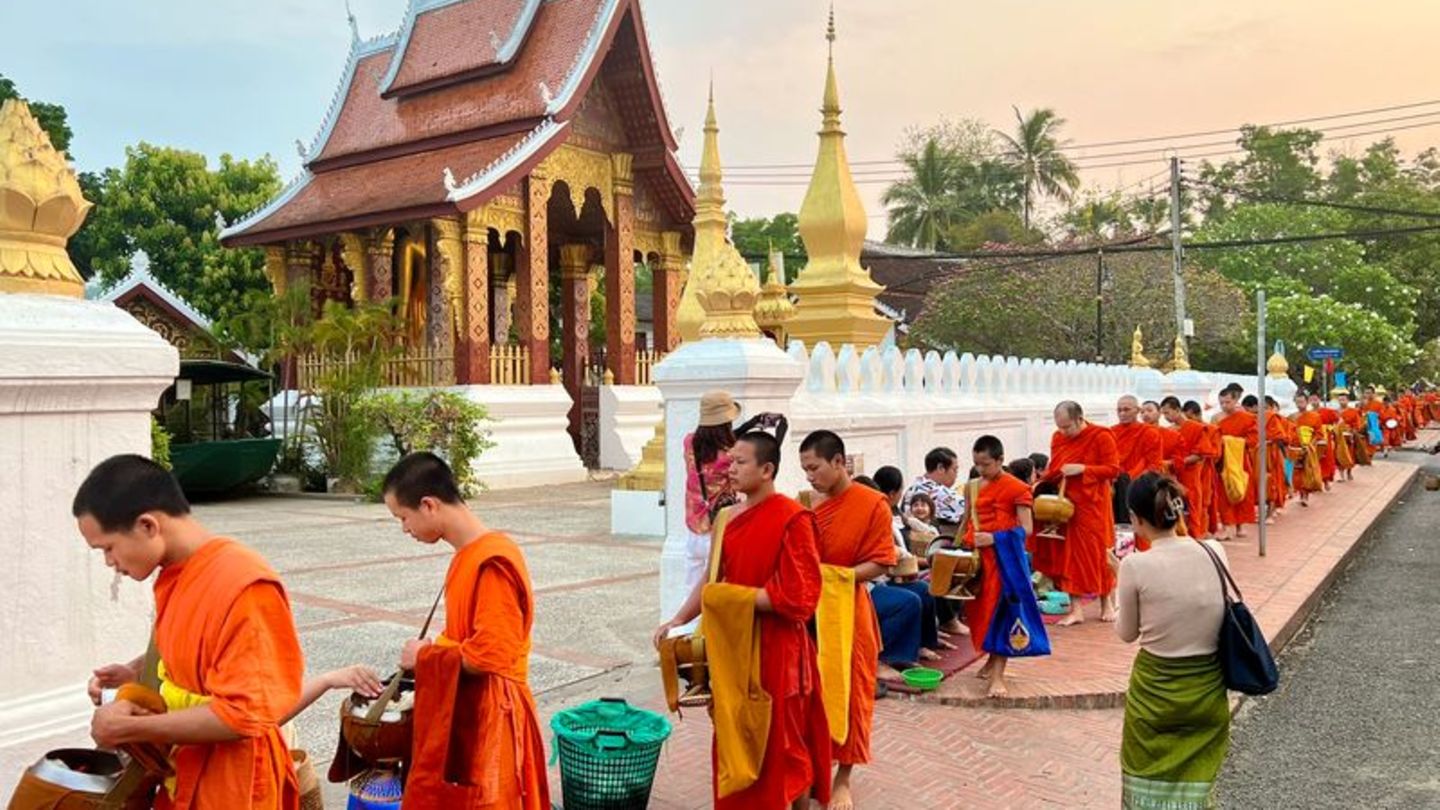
[1306,346,1343,361]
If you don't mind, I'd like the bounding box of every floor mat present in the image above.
[880,637,984,695]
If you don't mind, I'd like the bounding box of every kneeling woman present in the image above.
[1114,472,1230,810]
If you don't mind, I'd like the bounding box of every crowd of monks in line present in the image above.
[48,384,1433,810]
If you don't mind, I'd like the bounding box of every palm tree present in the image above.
[882,137,962,251]
[998,107,1081,229]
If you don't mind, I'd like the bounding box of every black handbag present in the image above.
[1199,542,1280,695]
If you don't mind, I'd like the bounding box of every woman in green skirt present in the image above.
[1113,472,1230,809]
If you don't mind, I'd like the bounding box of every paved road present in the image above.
[1219,452,1440,809]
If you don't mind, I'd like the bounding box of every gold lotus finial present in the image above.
[0,99,91,297]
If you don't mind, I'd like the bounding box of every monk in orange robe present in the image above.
[78,454,304,810]
[1291,394,1325,505]
[1338,391,1365,478]
[1363,389,1387,454]
[1201,407,1225,533]
[1216,389,1259,537]
[962,435,1036,698]
[1163,397,1215,538]
[1308,392,1338,486]
[1113,395,1163,480]
[1042,400,1121,626]
[1382,397,1404,449]
[657,427,832,810]
[800,430,896,810]
[382,452,549,810]
[1260,397,1290,516]
[1140,400,1184,475]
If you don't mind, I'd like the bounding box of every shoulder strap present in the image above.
[967,479,982,532]
[706,507,733,584]
[1198,540,1241,604]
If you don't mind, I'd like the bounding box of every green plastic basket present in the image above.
[551,698,671,810]
[902,666,943,691]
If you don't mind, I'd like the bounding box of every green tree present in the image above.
[996,107,1080,229]
[729,212,804,279]
[1266,294,1416,385]
[882,137,964,250]
[945,210,1042,251]
[73,144,282,322]
[0,74,73,154]
[1061,193,1132,241]
[1197,126,1324,219]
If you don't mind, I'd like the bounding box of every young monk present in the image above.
[381,452,548,810]
[799,430,897,810]
[1041,400,1121,626]
[1262,397,1291,517]
[655,421,832,809]
[78,454,304,809]
[963,435,1046,698]
[1309,392,1338,488]
[1215,389,1259,539]
[1163,397,1215,539]
[1291,393,1325,507]
[1144,400,1186,476]
[1337,390,1363,480]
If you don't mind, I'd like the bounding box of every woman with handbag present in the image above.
[1113,472,1232,810]
[683,391,740,595]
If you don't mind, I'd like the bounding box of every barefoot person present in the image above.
[1215,388,1260,539]
[654,417,832,809]
[962,435,1048,698]
[800,430,898,810]
[381,452,549,810]
[77,454,305,809]
[1040,401,1121,625]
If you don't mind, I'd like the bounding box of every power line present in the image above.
[1192,179,1440,220]
[691,99,1440,175]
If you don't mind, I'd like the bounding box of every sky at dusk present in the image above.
[7,0,1440,232]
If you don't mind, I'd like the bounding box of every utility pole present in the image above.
[1256,289,1268,558]
[1170,156,1189,346]
[1095,248,1105,362]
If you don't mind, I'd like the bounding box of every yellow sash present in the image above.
[156,661,211,796]
[700,583,769,798]
[815,565,856,745]
[1221,436,1250,504]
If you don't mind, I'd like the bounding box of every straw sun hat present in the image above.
[698,391,741,427]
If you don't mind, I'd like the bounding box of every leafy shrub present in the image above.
[356,390,494,497]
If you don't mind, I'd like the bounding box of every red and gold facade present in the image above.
[222,0,694,397]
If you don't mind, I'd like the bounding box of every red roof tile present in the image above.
[233,129,539,242]
[383,0,536,97]
[316,0,598,164]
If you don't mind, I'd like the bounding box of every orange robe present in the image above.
[1363,400,1385,449]
[1204,422,1224,531]
[715,494,831,809]
[1216,411,1259,527]
[1044,423,1120,596]
[407,532,549,810]
[1111,421,1162,479]
[1316,408,1339,481]
[1402,395,1419,440]
[1260,412,1289,511]
[1157,426,1185,476]
[152,538,303,810]
[962,472,1033,651]
[1292,412,1325,495]
[812,484,896,766]
[1173,419,1215,538]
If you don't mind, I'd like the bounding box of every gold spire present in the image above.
[675,82,724,341]
[1267,340,1290,378]
[754,245,796,346]
[0,99,91,297]
[680,84,760,339]
[786,9,889,349]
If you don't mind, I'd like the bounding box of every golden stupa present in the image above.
[784,10,890,350]
[1267,341,1290,378]
[0,99,91,297]
[753,245,795,346]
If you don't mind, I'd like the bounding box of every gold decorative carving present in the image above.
[539,144,612,223]
[339,232,367,302]
[0,100,90,296]
[264,246,287,294]
[365,227,394,303]
[472,195,526,243]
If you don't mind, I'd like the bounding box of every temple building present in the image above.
[220,0,696,447]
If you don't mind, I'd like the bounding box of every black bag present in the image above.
[1111,473,1132,524]
[1199,542,1280,695]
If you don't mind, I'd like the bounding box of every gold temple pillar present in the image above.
[339,232,367,303]
[285,241,319,298]
[517,172,552,384]
[458,214,491,384]
[263,246,287,295]
[428,218,461,355]
[365,227,395,304]
[605,152,638,384]
[654,230,684,353]
[489,251,515,345]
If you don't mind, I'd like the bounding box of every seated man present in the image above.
[902,447,965,533]
[866,468,950,662]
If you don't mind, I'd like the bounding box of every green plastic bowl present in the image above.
[902,667,943,691]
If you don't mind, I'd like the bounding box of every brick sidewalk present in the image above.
[930,456,1417,708]
[542,451,1422,809]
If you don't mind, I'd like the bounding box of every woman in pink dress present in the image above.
[682,391,740,592]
